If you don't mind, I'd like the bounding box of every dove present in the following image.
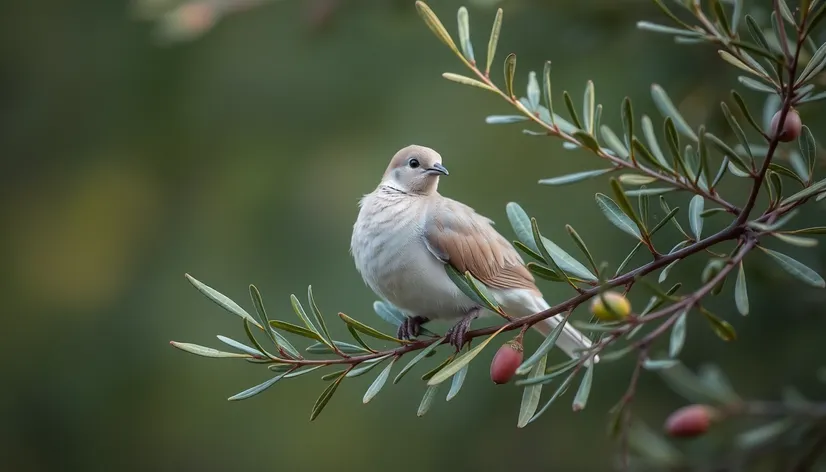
[350,144,595,361]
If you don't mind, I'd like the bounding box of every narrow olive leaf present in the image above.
[446,364,469,401]
[170,341,251,358]
[782,227,826,234]
[444,265,488,308]
[601,125,630,159]
[527,71,541,111]
[619,174,657,186]
[798,42,826,84]
[415,1,461,57]
[719,50,763,77]
[456,7,474,63]
[738,76,776,93]
[737,418,796,449]
[615,242,643,276]
[528,370,578,424]
[643,359,681,370]
[624,187,676,197]
[563,91,584,130]
[769,171,783,206]
[636,21,703,36]
[373,301,405,327]
[516,358,579,386]
[517,315,570,375]
[711,157,730,189]
[504,53,517,98]
[217,335,264,357]
[734,261,750,316]
[596,194,642,239]
[583,81,595,133]
[780,177,826,205]
[542,61,555,127]
[651,84,698,141]
[310,371,346,421]
[527,262,563,281]
[517,354,548,428]
[669,310,688,358]
[532,223,597,282]
[800,125,816,179]
[515,241,545,262]
[441,73,496,92]
[660,196,691,239]
[565,225,598,275]
[700,307,738,341]
[306,341,369,355]
[485,115,529,124]
[228,371,289,401]
[347,354,392,378]
[338,313,409,344]
[363,357,396,404]
[243,319,279,361]
[346,325,377,354]
[610,178,646,234]
[185,274,262,329]
[571,362,594,412]
[632,138,669,173]
[721,102,755,169]
[428,326,507,386]
[463,270,504,312]
[659,259,681,283]
[506,202,538,253]
[422,353,455,382]
[689,195,704,240]
[769,162,806,186]
[417,384,440,417]
[641,115,672,171]
[485,8,503,76]
[269,320,324,342]
[538,168,613,186]
[622,96,634,148]
[712,0,733,35]
[290,294,319,336]
[248,285,277,347]
[761,247,826,287]
[731,91,765,137]
[746,15,770,50]
[664,118,690,176]
[573,130,601,153]
[307,286,334,347]
[705,132,752,173]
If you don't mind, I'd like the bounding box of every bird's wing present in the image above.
[422,197,538,292]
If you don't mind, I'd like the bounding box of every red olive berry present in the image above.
[664,404,718,438]
[770,109,802,142]
[490,340,523,384]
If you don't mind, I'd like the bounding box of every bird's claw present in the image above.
[397,316,428,340]
[445,313,477,351]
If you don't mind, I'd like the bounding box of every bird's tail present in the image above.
[520,295,599,364]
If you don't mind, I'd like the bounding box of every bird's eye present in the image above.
[408,158,420,169]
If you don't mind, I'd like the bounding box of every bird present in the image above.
[350,144,595,361]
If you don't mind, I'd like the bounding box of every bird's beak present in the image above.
[426,163,449,176]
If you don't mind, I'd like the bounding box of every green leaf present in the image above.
[721,102,755,169]
[719,50,763,77]
[798,41,826,84]
[583,80,595,133]
[731,91,765,137]
[290,294,319,335]
[760,247,826,287]
[306,341,370,355]
[249,284,276,346]
[595,193,642,239]
[800,125,816,180]
[780,177,826,205]
[338,313,409,344]
[346,325,377,354]
[269,320,324,342]
[346,354,392,378]
[563,91,584,130]
[614,242,643,276]
[228,371,289,401]
[636,21,703,36]
[417,385,440,417]
[526,71,541,111]
[485,8,503,76]
[571,363,594,411]
[446,364,469,401]
[503,53,516,98]
[531,220,585,288]
[624,187,676,197]
[486,115,529,124]
[517,314,570,375]
[517,354,548,428]
[185,274,261,329]
[698,364,741,404]
[689,195,704,240]
[737,418,795,449]
[441,73,495,92]
[363,357,396,404]
[701,308,738,341]
[506,202,538,253]
[456,7,474,63]
[738,76,776,93]
[421,353,454,381]
[428,327,506,385]
[526,262,564,282]
[781,226,826,235]
[651,84,698,141]
[622,96,634,149]
[643,359,680,370]
[601,125,629,160]
[307,286,333,346]
[542,61,555,127]
[538,168,613,186]
[705,132,752,174]
[217,335,264,357]
[373,300,405,327]
[774,233,819,247]
[659,259,680,283]
[516,358,579,386]
[619,174,658,186]
[528,370,577,424]
[533,227,597,282]
[657,361,732,404]
[735,261,749,315]
[415,1,460,58]
[310,370,346,420]
[669,310,688,358]
[746,15,770,50]
[170,341,251,358]
[641,115,672,171]
[565,225,598,276]
[572,130,601,153]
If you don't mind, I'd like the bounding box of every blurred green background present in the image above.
[3,0,826,470]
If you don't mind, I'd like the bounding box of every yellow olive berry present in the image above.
[590,291,632,321]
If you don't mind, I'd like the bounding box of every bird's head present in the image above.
[381,144,449,195]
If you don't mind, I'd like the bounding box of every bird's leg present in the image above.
[397,316,429,340]
[445,308,480,350]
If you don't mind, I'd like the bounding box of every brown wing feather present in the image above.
[423,198,538,292]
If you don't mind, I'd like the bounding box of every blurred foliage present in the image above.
[3,0,826,471]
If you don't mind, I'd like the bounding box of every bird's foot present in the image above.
[445,311,479,351]
[397,316,428,340]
